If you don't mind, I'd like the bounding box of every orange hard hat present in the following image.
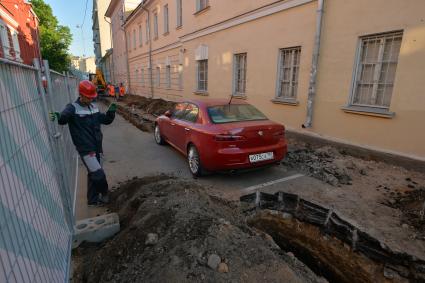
[79,80,97,98]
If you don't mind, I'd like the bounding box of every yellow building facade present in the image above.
[122,0,425,160]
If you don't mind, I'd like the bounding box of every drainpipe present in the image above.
[302,0,324,128]
[142,5,154,98]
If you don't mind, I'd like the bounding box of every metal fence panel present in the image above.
[0,58,78,282]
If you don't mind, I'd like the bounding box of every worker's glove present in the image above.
[49,112,60,122]
[107,103,117,112]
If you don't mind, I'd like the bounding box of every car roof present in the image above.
[183,98,249,107]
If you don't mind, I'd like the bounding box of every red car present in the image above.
[154,99,287,176]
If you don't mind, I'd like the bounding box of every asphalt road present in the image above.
[75,108,318,219]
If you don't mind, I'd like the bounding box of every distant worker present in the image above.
[107,83,115,97]
[49,80,117,206]
[119,83,126,100]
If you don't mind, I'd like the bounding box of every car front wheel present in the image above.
[188,145,203,177]
[154,124,166,145]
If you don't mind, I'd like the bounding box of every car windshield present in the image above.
[207,104,268,124]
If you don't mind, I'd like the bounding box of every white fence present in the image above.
[0,58,78,282]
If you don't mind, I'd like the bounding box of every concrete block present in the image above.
[72,213,120,249]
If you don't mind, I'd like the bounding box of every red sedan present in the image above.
[154,99,287,176]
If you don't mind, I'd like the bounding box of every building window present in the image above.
[166,65,171,88]
[196,0,209,12]
[139,25,143,46]
[156,66,160,87]
[141,68,145,85]
[176,0,182,27]
[127,32,131,52]
[164,4,169,34]
[233,53,247,96]
[0,22,11,58]
[145,19,149,43]
[196,60,208,92]
[133,29,136,50]
[178,64,183,89]
[276,47,301,99]
[153,13,159,39]
[351,31,403,109]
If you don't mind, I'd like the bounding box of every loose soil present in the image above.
[72,176,325,283]
[283,137,425,242]
[99,95,176,133]
[124,94,176,116]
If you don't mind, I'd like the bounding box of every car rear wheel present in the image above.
[154,124,166,145]
[188,145,203,177]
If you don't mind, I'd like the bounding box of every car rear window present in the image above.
[207,104,268,124]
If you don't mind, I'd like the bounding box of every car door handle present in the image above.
[171,123,175,126]
[185,128,190,131]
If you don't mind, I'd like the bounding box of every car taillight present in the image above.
[214,134,245,141]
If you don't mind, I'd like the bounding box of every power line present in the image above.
[76,0,89,57]
[80,0,89,28]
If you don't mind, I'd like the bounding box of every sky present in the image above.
[44,0,94,58]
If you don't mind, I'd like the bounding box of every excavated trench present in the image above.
[241,192,425,283]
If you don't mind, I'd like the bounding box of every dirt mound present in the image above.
[72,176,324,283]
[388,186,425,237]
[126,95,176,116]
[283,144,352,186]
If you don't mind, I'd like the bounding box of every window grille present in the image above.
[233,53,247,96]
[196,60,208,91]
[351,31,403,108]
[277,47,301,99]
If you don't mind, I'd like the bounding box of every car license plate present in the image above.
[249,152,274,163]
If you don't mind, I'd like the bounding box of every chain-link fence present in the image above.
[0,58,78,282]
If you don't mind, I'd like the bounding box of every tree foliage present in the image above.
[31,0,72,72]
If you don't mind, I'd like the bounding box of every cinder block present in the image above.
[72,213,120,249]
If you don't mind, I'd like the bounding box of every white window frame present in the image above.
[164,4,169,34]
[138,24,143,46]
[349,31,403,109]
[276,46,301,100]
[0,20,12,59]
[145,19,150,43]
[156,66,160,87]
[10,29,21,61]
[166,65,171,88]
[127,32,131,52]
[233,53,247,96]
[196,59,208,92]
[176,0,182,27]
[196,0,209,12]
[153,12,159,39]
[178,64,183,90]
[133,29,136,50]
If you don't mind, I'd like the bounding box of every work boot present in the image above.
[99,194,110,204]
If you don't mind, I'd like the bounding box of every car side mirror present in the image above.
[164,110,172,117]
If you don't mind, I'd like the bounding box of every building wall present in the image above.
[122,0,425,159]
[313,0,425,158]
[0,1,40,65]
[80,56,96,73]
[106,0,142,86]
[70,56,96,74]
[93,0,112,66]
[107,0,124,86]
[100,49,114,83]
